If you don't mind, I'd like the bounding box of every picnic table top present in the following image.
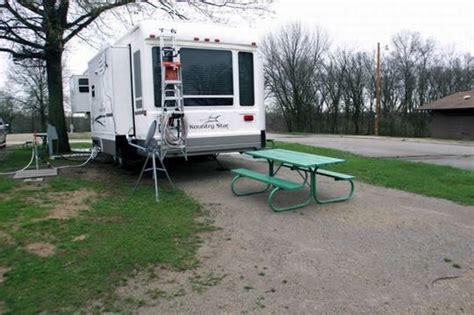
[245,148,345,169]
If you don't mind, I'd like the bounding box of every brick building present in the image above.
[419,91,474,140]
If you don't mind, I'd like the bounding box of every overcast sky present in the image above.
[0,0,472,86]
[271,0,473,52]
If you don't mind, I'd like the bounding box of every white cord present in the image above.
[48,146,99,170]
[0,148,35,176]
[1,146,99,176]
[162,112,188,148]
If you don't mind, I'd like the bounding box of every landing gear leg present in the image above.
[212,154,228,171]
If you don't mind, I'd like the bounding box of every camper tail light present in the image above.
[243,115,254,122]
[149,34,156,39]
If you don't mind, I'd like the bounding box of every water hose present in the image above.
[162,111,188,148]
[48,146,99,169]
[0,148,35,176]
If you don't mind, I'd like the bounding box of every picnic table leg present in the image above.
[230,175,271,196]
[268,187,311,212]
[268,160,274,176]
[311,169,355,204]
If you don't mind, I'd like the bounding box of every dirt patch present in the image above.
[13,182,46,192]
[115,265,228,310]
[63,163,121,182]
[0,182,46,203]
[0,231,14,245]
[27,189,98,220]
[73,234,88,242]
[0,266,11,283]
[24,242,56,257]
[48,189,97,220]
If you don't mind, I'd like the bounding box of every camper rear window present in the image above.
[238,52,254,106]
[152,47,233,107]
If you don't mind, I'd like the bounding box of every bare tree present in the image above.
[341,51,371,135]
[0,0,272,152]
[262,22,328,132]
[7,59,49,131]
[263,26,471,137]
[391,31,423,115]
[0,90,21,128]
[323,50,348,133]
[414,39,435,107]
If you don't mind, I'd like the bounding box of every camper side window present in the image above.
[238,52,255,106]
[78,78,89,93]
[152,47,162,107]
[133,50,143,109]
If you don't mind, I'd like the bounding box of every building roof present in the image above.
[419,91,474,110]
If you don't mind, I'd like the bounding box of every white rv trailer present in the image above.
[72,22,266,162]
[69,75,90,114]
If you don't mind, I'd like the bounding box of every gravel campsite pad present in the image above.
[117,154,474,313]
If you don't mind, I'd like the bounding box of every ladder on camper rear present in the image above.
[158,28,187,159]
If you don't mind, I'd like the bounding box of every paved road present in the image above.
[6,132,473,170]
[270,133,474,171]
[5,133,91,146]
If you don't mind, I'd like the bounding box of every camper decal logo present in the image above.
[94,113,113,127]
[94,115,106,127]
[189,114,229,130]
[200,114,221,124]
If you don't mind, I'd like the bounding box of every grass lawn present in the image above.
[276,141,474,206]
[70,142,92,150]
[68,132,91,140]
[0,147,209,313]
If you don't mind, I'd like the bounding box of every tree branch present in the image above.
[0,47,44,59]
[17,0,44,15]
[0,33,44,49]
[64,1,132,43]
[2,1,42,32]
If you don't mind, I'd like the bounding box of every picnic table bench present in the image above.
[230,149,355,212]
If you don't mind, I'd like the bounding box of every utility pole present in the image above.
[375,42,381,136]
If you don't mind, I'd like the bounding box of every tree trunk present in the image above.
[40,104,47,132]
[332,105,338,133]
[39,86,47,132]
[31,111,35,133]
[46,49,70,153]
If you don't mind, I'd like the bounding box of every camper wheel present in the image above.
[115,148,124,168]
[114,145,131,169]
[114,137,142,169]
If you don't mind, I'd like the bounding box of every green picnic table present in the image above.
[230,148,355,212]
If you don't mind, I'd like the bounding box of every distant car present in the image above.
[0,117,6,148]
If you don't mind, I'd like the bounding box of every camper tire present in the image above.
[114,146,129,169]
[114,142,142,169]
